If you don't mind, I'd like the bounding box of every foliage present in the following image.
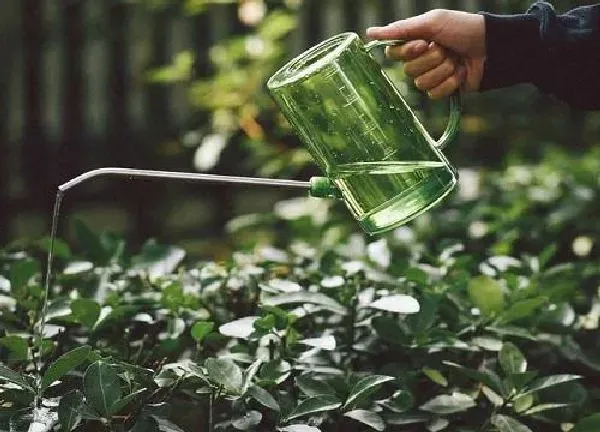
[1,147,599,431]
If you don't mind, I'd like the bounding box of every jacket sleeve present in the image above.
[479,2,600,110]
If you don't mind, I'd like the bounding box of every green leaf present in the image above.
[254,314,276,332]
[58,390,83,432]
[539,244,557,269]
[0,336,28,361]
[42,346,92,392]
[510,371,539,391]
[286,395,341,421]
[0,363,34,392]
[419,392,475,414]
[259,359,291,385]
[246,385,280,411]
[219,316,259,339]
[205,358,243,394]
[380,389,413,413]
[523,403,568,415]
[263,292,346,315]
[9,259,40,292]
[83,361,123,416]
[161,282,185,312]
[423,368,448,387]
[372,316,407,344]
[499,342,527,376]
[296,374,336,397]
[70,299,101,328]
[344,375,395,409]
[499,297,548,324]
[571,413,600,432]
[37,237,71,260]
[279,426,321,432]
[367,295,420,314]
[344,410,385,431]
[467,275,504,316]
[443,361,506,396]
[406,294,438,333]
[259,305,291,329]
[242,359,263,394]
[520,374,581,396]
[232,410,262,430]
[513,394,533,413]
[491,415,532,432]
[190,321,214,343]
[108,388,147,415]
[404,267,428,285]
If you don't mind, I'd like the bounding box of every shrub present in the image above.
[1,148,599,431]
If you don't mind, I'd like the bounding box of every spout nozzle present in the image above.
[309,177,341,199]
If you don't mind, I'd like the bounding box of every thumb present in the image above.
[366,13,438,41]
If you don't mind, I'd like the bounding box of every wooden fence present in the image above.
[0,0,590,249]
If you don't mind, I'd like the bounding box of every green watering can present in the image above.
[268,32,461,235]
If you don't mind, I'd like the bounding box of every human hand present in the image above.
[366,9,486,99]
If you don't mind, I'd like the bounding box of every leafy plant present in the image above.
[1,148,600,431]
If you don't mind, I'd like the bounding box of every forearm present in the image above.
[480,2,600,110]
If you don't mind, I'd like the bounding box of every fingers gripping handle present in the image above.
[365,39,461,149]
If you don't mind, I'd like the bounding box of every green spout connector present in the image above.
[309,176,342,199]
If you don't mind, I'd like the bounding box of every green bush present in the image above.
[1,148,599,431]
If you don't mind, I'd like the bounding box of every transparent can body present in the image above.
[268,32,460,235]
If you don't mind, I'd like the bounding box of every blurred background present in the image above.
[1,0,599,258]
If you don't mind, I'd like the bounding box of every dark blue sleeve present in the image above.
[479,2,600,110]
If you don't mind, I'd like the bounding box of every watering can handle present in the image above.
[365,39,461,150]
